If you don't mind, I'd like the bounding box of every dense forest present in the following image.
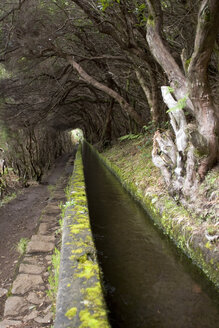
[0,0,218,202]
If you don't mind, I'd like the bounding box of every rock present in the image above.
[38,223,49,235]
[52,192,65,201]
[4,296,27,316]
[11,274,44,295]
[0,320,22,328]
[27,292,43,305]
[19,263,44,275]
[27,240,55,253]
[40,215,54,223]
[0,288,8,298]
[31,235,55,243]
[26,236,55,254]
[34,312,53,324]
[23,309,39,322]
[43,304,52,313]
[43,204,60,215]
[23,256,38,264]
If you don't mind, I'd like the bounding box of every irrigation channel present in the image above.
[82,143,219,328]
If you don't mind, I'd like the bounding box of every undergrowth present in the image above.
[0,169,21,205]
[16,237,29,255]
[101,134,219,286]
[47,247,60,314]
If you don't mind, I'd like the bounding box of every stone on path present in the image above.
[19,263,44,275]
[23,256,39,264]
[40,215,55,223]
[23,309,39,322]
[34,312,53,324]
[4,296,27,316]
[27,235,55,254]
[11,274,43,295]
[27,240,55,253]
[0,319,22,328]
[0,288,7,298]
[43,204,60,215]
[31,235,55,242]
[38,223,50,235]
[27,291,44,305]
[52,192,65,201]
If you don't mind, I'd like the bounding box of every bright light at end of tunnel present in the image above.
[71,128,84,144]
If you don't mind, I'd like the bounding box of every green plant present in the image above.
[55,218,64,236]
[4,192,17,203]
[142,121,155,136]
[47,247,60,313]
[165,86,174,94]
[118,133,141,141]
[205,171,218,186]
[16,237,29,255]
[98,0,120,11]
[167,93,189,113]
[48,184,55,195]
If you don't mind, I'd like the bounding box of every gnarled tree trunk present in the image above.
[146,0,219,198]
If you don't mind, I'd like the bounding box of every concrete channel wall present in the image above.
[55,144,110,328]
[93,146,219,288]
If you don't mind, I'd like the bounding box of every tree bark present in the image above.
[187,0,219,177]
[135,68,160,127]
[100,99,114,146]
[145,0,192,106]
[146,0,219,196]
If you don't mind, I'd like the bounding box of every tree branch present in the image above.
[188,0,219,79]
[0,0,27,22]
[66,55,144,125]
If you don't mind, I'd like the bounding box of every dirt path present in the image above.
[0,153,74,319]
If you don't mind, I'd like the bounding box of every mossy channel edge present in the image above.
[54,144,110,328]
[87,142,219,289]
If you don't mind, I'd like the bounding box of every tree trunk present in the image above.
[187,0,219,177]
[100,99,114,146]
[146,0,219,197]
[135,68,160,127]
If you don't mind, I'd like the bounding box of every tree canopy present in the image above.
[0,0,218,198]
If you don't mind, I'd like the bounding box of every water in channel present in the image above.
[82,143,219,328]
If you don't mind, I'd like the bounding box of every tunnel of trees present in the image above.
[0,0,218,201]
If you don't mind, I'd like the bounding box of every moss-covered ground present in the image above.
[100,135,219,288]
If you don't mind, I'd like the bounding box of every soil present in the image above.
[0,153,73,319]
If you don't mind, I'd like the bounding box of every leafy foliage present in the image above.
[98,0,120,11]
[167,94,189,113]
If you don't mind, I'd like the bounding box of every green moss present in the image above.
[65,307,77,319]
[147,15,155,26]
[79,310,103,328]
[72,248,84,254]
[61,144,110,327]
[79,282,110,327]
[76,260,99,280]
[70,223,89,234]
[84,283,104,308]
[205,241,213,250]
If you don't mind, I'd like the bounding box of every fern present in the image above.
[167,93,189,113]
